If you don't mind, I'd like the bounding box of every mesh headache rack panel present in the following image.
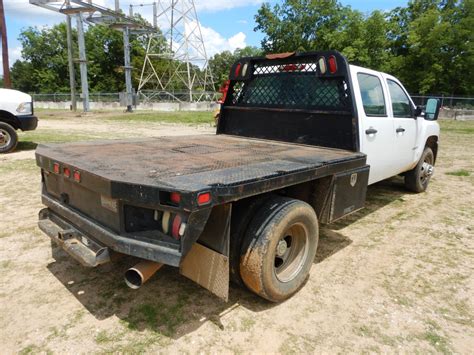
[229,56,352,112]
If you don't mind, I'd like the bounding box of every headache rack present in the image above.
[217,51,360,152]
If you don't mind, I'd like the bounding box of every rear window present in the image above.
[229,67,351,112]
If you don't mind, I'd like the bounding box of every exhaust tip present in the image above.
[124,260,163,289]
[124,268,143,289]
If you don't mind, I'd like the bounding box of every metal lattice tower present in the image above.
[137,0,215,102]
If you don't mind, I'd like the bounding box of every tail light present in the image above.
[63,167,71,178]
[235,63,242,77]
[318,57,327,74]
[73,170,81,183]
[328,55,337,74]
[162,211,171,234]
[161,211,186,239]
[53,163,60,174]
[171,214,182,239]
[170,192,181,204]
[197,192,211,205]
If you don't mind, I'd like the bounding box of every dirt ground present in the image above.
[0,113,472,354]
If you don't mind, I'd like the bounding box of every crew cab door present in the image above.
[382,75,418,172]
[353,69,398,184]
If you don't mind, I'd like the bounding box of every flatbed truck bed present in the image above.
[36,50,434,302]
[36,134,365,204]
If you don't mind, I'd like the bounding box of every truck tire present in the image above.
[229,196,271,286]
[405,147,434,193]
[239,196,319,302]
[0,122,18,154]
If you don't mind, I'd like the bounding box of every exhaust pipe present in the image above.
[125,260,163,289]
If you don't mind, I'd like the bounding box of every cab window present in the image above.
[387,79,413,118]
[357,73,386,116]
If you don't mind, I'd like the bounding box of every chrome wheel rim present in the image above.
[0,129,11,149]
[420,155,434,184]
[274,222,309,283]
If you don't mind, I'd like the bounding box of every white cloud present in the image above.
[237,19,248,24]
[199,24,247,56]
[0,46,22,75]
[228,32,246,50]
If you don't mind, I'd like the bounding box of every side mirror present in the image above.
[425,98,441,121]
[414,106,423,117]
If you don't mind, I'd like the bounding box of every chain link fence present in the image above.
[31,92,473,108]
[31,91,218,104]
[411,95,474,110]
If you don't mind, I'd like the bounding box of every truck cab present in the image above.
[351,65,440,186]
[0,88,38,153]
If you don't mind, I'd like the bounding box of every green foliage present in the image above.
[12,23,73,92]
[255,0,474,96]
[11,23,153,93]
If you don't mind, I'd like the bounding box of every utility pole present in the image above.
[65,2,77,111]
[76,13,90,112]
[123,26,133,112]
[115,0,132,112]
[0,0,11,88]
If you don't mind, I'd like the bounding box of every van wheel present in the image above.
[405,147,434,193]
[0,122,18,154]
[239,196,318,302]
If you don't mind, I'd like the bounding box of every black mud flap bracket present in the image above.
[38,208,111,267]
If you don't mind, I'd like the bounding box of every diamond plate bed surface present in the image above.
[37,134,364,190]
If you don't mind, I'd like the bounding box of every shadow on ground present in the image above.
[315,176,409,262]
[46,177,409,339]
[16,141,38,151]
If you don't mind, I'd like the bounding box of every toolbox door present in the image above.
[328,165,369,223]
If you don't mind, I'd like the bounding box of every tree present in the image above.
[254,0,473,95]
[10,22,151,93]
[14,23,74,92]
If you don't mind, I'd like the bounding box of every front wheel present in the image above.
[405,147,434,193]
[239,196,319,302]
[0,122,18,154]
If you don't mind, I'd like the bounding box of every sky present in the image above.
[0,0,408,75]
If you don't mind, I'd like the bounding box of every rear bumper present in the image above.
[17,114,38,131]
[39,194,182,267]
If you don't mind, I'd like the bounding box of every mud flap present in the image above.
[179,204,231,301]
[180,243,229,301]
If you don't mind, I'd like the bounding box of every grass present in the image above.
[19,129,119,145]
[0,159,37,174]
[103,111,214,125]
[439,120,474,135]
[36,109,215,125]
[124,299,188,336]
[446,169,470,176]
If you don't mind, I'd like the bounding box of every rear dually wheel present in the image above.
[239,196,319,302]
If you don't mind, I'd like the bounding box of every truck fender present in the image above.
[0,110,20,130]
[413,120,440,166]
